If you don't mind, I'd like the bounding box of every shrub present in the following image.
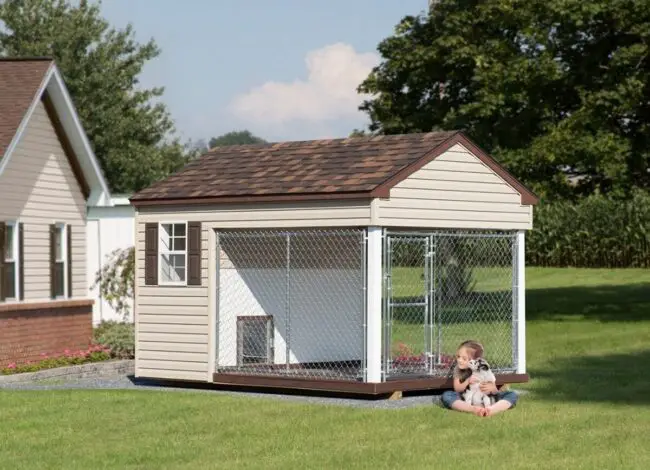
[1,345,111,375]
[527,190,650,268]
[93,321,135,359]
[92,247,134,321]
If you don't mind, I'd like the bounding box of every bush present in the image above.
[527,190,650,268]
[1,345,111,375]
[92,247,134,321]
[93,321,135,359]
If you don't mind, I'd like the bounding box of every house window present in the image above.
[159,223,187,284]
[3,222,19,300]
[53,223,67,298]
[237,316,274,366]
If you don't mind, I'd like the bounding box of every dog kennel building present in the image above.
[129,131,537,395]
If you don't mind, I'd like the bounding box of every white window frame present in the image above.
[158,221,188,286]
[4,221,20,301]
[54,222,68,300]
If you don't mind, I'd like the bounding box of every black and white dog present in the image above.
[463,357,497,408]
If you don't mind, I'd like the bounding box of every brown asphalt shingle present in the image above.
[0,58,53,163]
[130,131,460,202]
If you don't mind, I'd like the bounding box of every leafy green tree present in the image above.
[208,130,267,148]
[358,0,650,201]
[0,0,189,193]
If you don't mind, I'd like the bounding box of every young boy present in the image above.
[441,340,518,417]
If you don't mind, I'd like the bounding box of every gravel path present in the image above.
[0,374,445,410]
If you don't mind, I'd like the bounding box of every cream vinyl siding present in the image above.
[378,143,533,230]
[0,100,86,300]
[133,200,371,381]
[134,220,209,381]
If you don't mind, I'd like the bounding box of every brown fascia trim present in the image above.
[0,57,53,62]
[41,92,91,200]
[129,191,380,208]
[0,298,93,314]
[370,132,540,206]
[211,373,530,395]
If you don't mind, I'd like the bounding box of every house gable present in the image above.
[0,59,111,208]
[377,142,533,230]
[0,97,87,301]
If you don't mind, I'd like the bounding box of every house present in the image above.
[0,58,113,366]
[129,131,538,395]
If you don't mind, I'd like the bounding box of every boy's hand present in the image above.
[480,382,498,394]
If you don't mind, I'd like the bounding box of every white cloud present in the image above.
[230,43,379,130]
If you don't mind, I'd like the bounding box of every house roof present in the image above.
[130,131,538,207]
[0,58,53,164]
[0,57,112,207]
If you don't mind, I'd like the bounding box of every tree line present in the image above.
[5,0,650,211]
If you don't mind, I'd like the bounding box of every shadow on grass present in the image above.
[527,283,650,322]
[392,283,650,323]
[530,350,650,405]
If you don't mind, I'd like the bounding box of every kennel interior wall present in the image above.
[132,142,533,384]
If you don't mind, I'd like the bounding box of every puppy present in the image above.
[463,357,497,408]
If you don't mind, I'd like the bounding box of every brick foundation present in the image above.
[0,299,93,367]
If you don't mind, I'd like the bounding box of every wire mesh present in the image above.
[215,229,366,381]
[384,230,517,379]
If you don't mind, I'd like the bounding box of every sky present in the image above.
[97,0,429,144]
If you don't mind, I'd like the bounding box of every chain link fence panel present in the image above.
[215,229,366,381]
[384,230,517,379]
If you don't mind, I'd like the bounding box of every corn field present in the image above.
[527,190,650,268]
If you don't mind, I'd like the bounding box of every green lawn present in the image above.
[1,268,650,469]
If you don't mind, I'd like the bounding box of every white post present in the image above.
[207,228,217,382]
[516,230,526,374]
[366,227,383,383]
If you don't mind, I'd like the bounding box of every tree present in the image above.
[0,0,189,193]
[208,130,267,148]
[349,128,370,137]
[358,0,650,201]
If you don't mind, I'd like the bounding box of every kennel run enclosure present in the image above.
[130,131,536,393]
[214,228,524,384]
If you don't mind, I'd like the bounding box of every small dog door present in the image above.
[236,316,274,366]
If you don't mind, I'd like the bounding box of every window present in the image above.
[53,223,67,298]
[2,222,19,300]
[237,316,274,366]
[159,223,187,284]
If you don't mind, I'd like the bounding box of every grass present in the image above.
[1,267,649,469]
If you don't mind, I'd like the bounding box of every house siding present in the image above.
[133,201,372,381]
[378,143,533,230]
[0,99,87,301]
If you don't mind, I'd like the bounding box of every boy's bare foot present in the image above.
[472,406,486,417]
[483,406,493,417]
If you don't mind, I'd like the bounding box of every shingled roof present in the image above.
[0,58,53,163]
[130,131,538,206]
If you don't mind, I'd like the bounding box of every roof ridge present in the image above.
[205,131,456,154]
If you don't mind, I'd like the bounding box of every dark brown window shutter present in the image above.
[49,224,57,299]
[0,222,5,301]
[144,223,158,285]
[19,223,24,300]
[187,222,202,286]
[67,225,72,298]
